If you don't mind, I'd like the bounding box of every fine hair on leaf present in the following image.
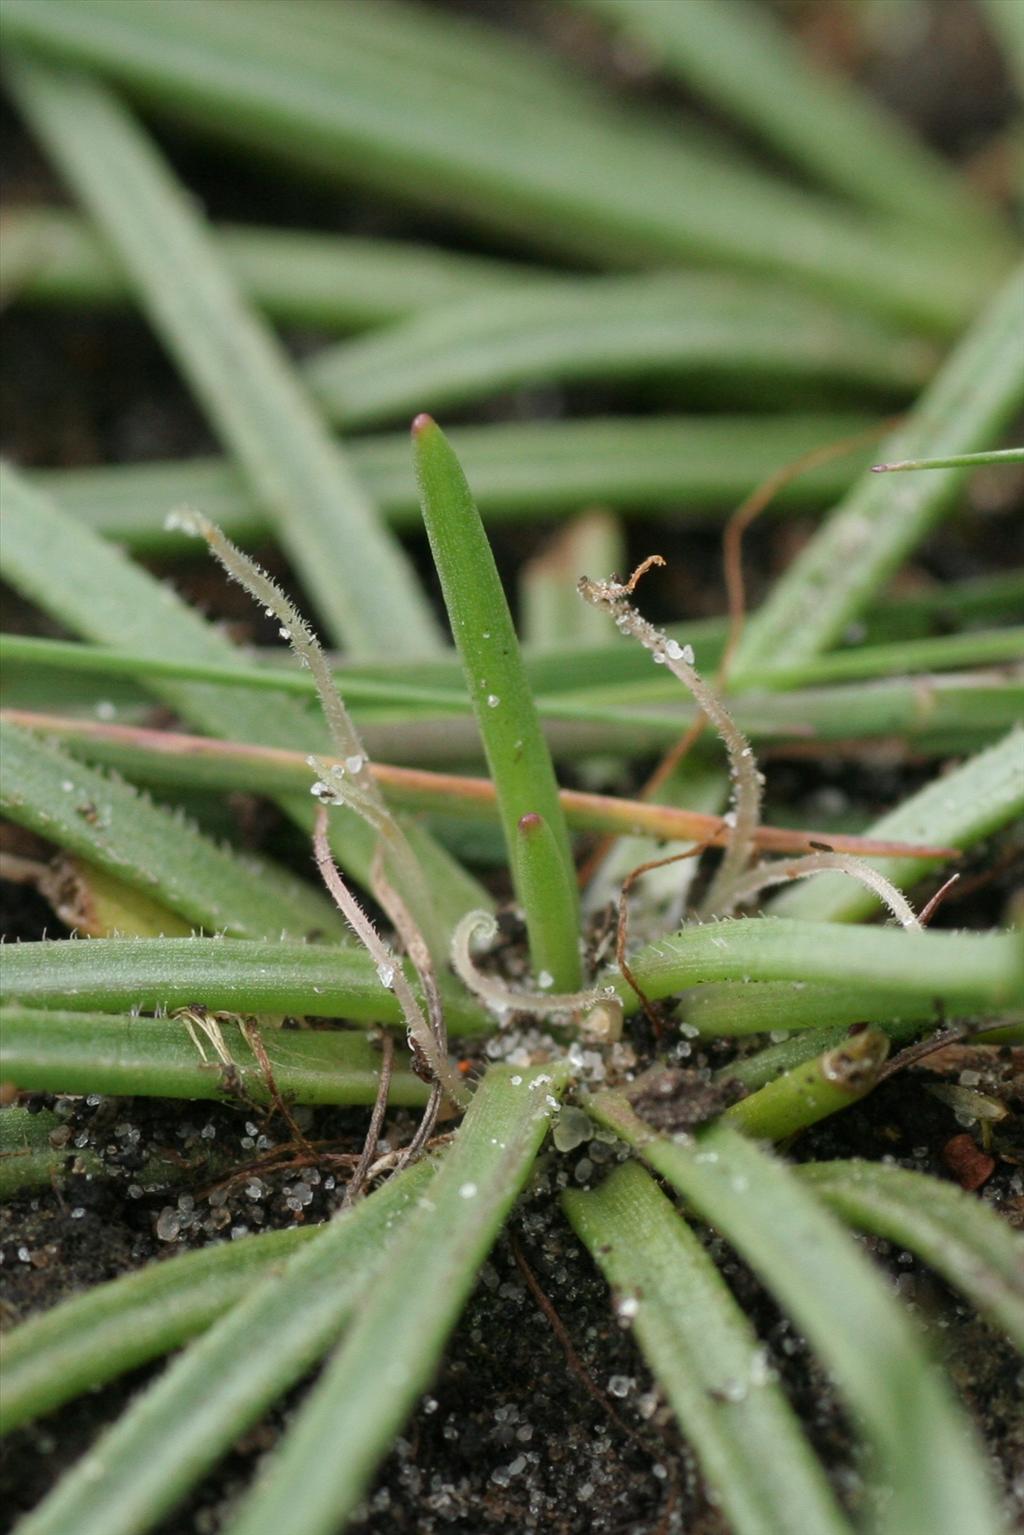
[578,564,763,915]
[313,807,467,1109]
[452,911,616,1020]
[729,851,921,928]
[167,509,466,1108]
[166,509,440,943]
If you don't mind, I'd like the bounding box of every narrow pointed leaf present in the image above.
[873,446,1024,472]
[414,416,579,984]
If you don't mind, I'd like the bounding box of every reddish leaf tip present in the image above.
[411,412,436,437]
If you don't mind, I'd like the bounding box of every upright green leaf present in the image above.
[414,417,580,986]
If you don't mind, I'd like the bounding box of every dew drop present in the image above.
[155,1208,182,1242]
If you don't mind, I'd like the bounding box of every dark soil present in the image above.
[3,1037,1022,1534]
[2,1,1022,1531]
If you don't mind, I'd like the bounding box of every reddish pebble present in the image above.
[941,1133,995,1191]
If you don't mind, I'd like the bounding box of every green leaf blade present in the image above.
[224,1063,568,1535]
[0,1223,319,1432]
[0,465,490,934]
[770,729,1024,923]
[413,416,580,985]
[732,264,1024,679]
[11,1160,433,1535]
[799,1160,1024,1352]
[591,1098,1008,1535]
[5,55,441,657]
[564,1161,853,1535]
[609,918,1024,1018]
[307,275,936,430]
[28,412,882,550]
[1,941,488,1034]
[0,0,1002,332]
[577,0,1011,245]
[0,1007,431,1107]
[0,720,339,940]
[1,205,538,328]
